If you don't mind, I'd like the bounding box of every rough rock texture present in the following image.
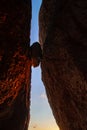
[0,0,31,130]
[39,0,87,130]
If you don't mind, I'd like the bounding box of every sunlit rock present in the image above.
[0,0,31,130]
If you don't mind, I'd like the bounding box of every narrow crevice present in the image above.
[29,0,59,130]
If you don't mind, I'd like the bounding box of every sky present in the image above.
[29,0,60,130]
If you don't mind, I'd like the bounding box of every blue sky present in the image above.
[29,0,59,130]
[30,0,41,44]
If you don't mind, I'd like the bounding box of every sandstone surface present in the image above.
[0,0,31,130]
[39,1,87,130]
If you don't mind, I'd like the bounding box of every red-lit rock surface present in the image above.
[39,0,87,130]
[0,0,31,130]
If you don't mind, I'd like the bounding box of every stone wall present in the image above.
[39,0,87,130]
[0,0,31,130]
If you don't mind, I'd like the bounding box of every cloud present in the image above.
[40,92,47,100]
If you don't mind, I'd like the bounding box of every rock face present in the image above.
[39,0,87,130]
[0,0,31,130]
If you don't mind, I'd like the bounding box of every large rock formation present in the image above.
[0,0,31,130]
[39,0,87,130]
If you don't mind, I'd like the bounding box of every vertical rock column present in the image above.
[39,0,87,130]
[0,0,31,130]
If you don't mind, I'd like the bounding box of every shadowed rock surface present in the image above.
[30,42,42,67]
[39,0,87,130]
[0,0,31,130]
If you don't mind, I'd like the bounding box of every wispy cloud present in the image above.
[40,92,47,100]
